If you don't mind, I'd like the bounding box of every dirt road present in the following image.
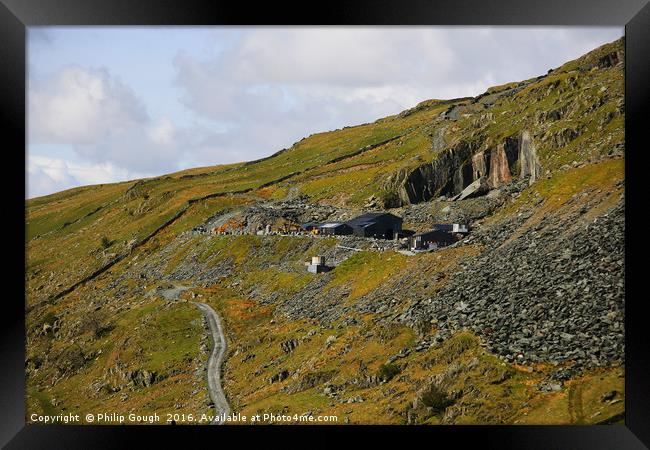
[193,301,231,425]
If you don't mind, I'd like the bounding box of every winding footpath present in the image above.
[193,301,231,425]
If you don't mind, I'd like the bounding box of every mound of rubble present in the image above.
[194,196,342,235]
[402,201,625,371]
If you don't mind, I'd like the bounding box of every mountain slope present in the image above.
[25,38,625,425]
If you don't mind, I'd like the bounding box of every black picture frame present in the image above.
[3,0,648,448]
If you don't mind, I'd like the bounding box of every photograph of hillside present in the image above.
[26,27,624,425]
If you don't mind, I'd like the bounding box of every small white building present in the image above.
[452,224,468,233]
[307,255,331,273]
[432,223,469,234]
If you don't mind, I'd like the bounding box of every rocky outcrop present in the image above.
[536,106,566,123]
[577,49,623,72]
[129,369,159,388]
[430,125,449,153]
[280,339,299,353]
[283,370,336,394]
[597,51,621,69]
[105,361,161,389]
[550,127,582,148]
[490,138,519,187]
[392,130,538,205]
[269,369,290,384]
[444,102,486,121]
[471,152,489,180]
[390,140,478,204]
[488,145,512,187]
[518,130,541,184]
[468,137,518,191]
[453,161,475,195]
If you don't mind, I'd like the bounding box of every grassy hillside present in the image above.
[26,98,447,306]
[25,38,625,425]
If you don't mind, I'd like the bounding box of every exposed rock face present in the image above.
[392,131,535,205]
[488,140,518,188]
[550,127,581,148]
[597,51,622,69]
[430,125,449,153]
[392,140,477,204]
[384,116,552,206]
[471,152,489,180]
[469,138,518,191]
[488,145,512,187]
[453,160,475,195]
[518,130,541,184]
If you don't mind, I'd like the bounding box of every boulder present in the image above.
[453,177,490,201]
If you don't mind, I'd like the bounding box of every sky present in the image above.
[26,26,623,198]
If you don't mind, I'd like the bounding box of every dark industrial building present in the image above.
[300,222,321,232]
[395,229,416,239]
[318,222,353,236]
[346,212,403,239]
[409,230,456,251]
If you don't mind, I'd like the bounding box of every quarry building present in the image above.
[301,212,404,240]
[409,230,456,251]
[318,222,353,236]
[345,212,403,239]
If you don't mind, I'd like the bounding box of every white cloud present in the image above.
[173,27,623,159]
[28,66,224,177]
[27,154,153,198]
[220,28,455,86]
[148,117,176,146]
[28,27,623,198]
[30,66,147,145]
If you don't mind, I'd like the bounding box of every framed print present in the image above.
[2,0,649,448]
